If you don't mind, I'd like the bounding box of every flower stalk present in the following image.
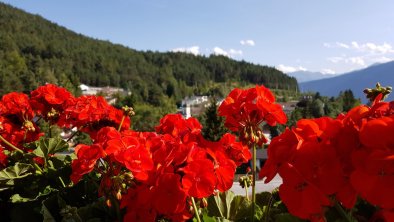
[191,197,201,222]
[0,134,24,153]
[252,143,256,221]
[244,179,249,201]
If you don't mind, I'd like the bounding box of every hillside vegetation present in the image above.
[0,3,298,129]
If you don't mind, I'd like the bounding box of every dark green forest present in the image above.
[0,3,298,129]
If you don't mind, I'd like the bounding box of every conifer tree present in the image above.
[201,97,228,141]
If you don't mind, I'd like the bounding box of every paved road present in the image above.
[230,175,282,195]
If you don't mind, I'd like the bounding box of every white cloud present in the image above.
[327,57,344,63]
[351,41,359,49]
[213,47,229,56]
[212,47,243,57]
[325,41,394,54]
[336,42,350,49]
[321,69,336,75]
[229,49,243,56]
[276,64,307,73]
[171,46,200,55]
[327,56,366,66]
[346,57,365,66]
[334,41,394,54]
[371,56,393,63]
[240,40,255,46]
[323,42,349,49]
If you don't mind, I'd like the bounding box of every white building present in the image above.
[79,84,125,104]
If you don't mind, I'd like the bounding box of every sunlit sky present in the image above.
[3,0,394,75]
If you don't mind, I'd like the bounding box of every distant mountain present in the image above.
[300,61,394,103]
[287,71,335,83]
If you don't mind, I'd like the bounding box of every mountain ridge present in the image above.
[300,61,394,103]
[287,70,336,83]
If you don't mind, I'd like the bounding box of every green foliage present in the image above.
[0,135,74,221]
[201,98,228,141]
[206,191,263,221]
[338,89,361,112]
[0,163,34,190]
[31,138,69,160]
[0,2,297,116]
[287,90,360,127]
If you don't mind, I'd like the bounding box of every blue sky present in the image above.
[2,0,394,74]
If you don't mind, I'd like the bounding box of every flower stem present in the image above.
[252,143,256,222]
[58,176,66,188]
[110,195,122,222]
[191,197,201,222]
[118,115,126,131]
[335,201,356,222]
[33,162,43,174]
[66,126,84,143]
[244,179,249,201]
[0,135,24,153]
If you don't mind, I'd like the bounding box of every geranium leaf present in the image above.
[33,137,69,158]
[234,202,263,221]
[207,191,253,221]
[0,163,34,182]
[10,186,57,203]
[229,195,248,220]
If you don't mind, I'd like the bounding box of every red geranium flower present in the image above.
[218,133,251,166]
[279,163,331,221]
[30,84,73,121]
[121,185,156,222]
[259,128,300,183]
[0,92,34,122]
[370,210,394,222]
[61,95,130,139]
[70,144,105,183]
[218,85,287,145]
[0,145,7,168]
[152,173,187,215]
[351,150,394,209]
[211,150,237,192]
[182,159,217,198]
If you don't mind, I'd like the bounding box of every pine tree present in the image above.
[201,97,228,141]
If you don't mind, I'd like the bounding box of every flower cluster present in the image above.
[260,94,394,221]
[0,84,131,168]
[92,114,251,221]
[218,85,287,146]
[71,113,251,221]
[0,84,253,221]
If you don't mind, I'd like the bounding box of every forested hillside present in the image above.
[0,3,298,129]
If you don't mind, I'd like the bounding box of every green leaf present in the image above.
[207,191,254,221]
[233,202,263,222]
[256,192,273,207]
[11,186,57,203]
[208,191,235,218]
[196,209,217,222]
[0,163,34,184]
[32,137,69,159]
[42,202,57,222]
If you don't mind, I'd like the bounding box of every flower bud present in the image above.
[106,199,112,207]
[23,120,35,132]
[200,198,208,208]
[116,191,122,200]
[122,106,135,116]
